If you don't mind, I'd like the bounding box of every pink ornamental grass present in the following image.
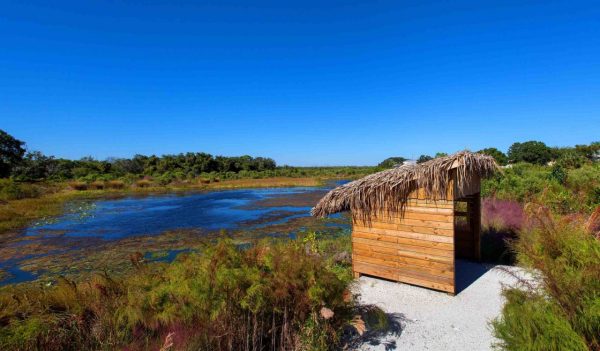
[482,198,524,232]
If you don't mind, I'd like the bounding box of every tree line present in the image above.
[2,129,599,182]
[0,129,276,181]
[378,141,600,168]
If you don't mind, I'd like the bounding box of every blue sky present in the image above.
[1,1,599,165]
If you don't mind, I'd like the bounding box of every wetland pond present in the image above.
[0,182,350,286]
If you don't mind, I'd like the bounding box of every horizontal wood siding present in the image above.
[352,200,456,293]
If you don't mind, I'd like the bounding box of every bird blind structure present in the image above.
[311,151,499,294]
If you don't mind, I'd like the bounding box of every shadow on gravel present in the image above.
[455,259,494,294]
[344,306,407,350]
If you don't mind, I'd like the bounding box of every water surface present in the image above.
[26,187,320,240]
[1,182,350,285]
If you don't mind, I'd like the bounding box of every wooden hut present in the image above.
[311,151,499,294]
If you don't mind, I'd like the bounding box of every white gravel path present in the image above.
[354,261,527,351]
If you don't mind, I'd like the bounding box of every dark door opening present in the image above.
[454,194,481,261]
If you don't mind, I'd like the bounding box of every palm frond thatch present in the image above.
[311,151,499,221]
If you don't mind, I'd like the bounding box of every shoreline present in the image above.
[0,176,338,236]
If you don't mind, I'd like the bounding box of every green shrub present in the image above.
[549,164,567,185]
[556,149,588,169]
[0,236,360,351]
[0,179,41,200]
[482,163,600,213]
[156,171,177,185]
[493,205,600,350]
[493,289,588,351]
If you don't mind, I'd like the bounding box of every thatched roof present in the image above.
[311,151,499,219]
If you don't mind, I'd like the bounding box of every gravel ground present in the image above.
[354,260,527,351]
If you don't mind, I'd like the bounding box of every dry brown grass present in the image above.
[69,181,88,191]
[107,180,125,189]
[135,179,153,188]
[205,177,322,189]
[89,181,105,190]
[311,151,499,220]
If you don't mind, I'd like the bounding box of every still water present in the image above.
[1,183,349,285]
[26,187,322,240]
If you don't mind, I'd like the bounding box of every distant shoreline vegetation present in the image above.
[1,128,599,231]
[0,129,375,185]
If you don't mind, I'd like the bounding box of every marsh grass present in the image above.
[69,181,88,191]
[89,181,105,190]
[0,179,42,201]
[0,193,74,235]
[107,180,125,189]
[204,177,321,189]
[0,234,370,351]
[134,179,153,188]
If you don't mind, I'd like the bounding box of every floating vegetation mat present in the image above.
[0,187,351,286]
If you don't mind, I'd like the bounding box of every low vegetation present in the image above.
[0,233,397,351]
[482,162,600,214]
[492,205,600,351]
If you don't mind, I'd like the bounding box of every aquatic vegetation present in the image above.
[0,194,71,236]
[0,189,351,286]
[0,234,373,351]
[0,177,342,237]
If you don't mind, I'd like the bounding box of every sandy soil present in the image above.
[354,260,527,351]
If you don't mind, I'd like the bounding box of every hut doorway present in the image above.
[454,194,481,261]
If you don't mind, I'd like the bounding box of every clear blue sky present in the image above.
[1,1,599,166]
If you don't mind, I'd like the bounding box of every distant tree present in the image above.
[416,155,433,164]
[378,157,407,168]
[0,129,26,178]
[434,152,448,158]
[507,141,553,165]
[252,157,276,171]
[111,154,146,175]
[555,149,588,169]
[12,151,57,181]
[574,142,600,161]
[478,147,508,166]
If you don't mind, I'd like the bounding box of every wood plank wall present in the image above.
[351,198,456,293]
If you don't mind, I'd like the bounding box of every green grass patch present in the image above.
[0,234,372,351]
